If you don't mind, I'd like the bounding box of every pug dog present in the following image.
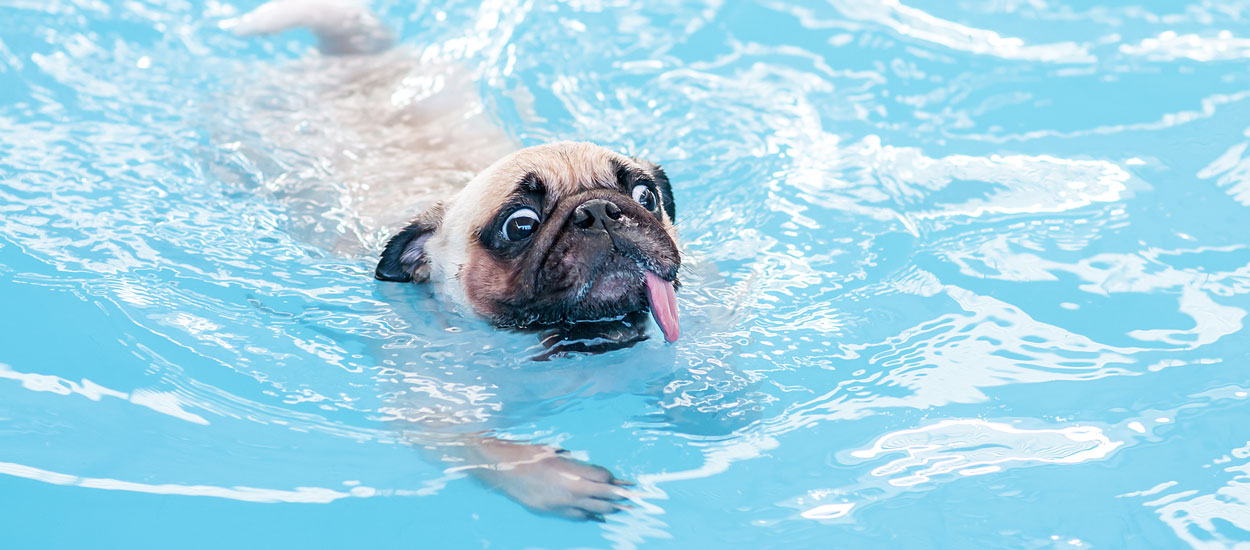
[226,0,680,521]
[374,142,681,344]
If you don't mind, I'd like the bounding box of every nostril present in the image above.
[572,206,595,229]
[604,201,622,220]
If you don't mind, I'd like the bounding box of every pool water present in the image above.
[3,0,1250,548]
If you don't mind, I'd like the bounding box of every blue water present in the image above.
[3,0,1250,548]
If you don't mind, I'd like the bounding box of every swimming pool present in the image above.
[3,0,1250,547]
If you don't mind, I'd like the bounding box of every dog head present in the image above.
[376,142,681,341]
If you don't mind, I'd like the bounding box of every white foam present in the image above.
[828,0,1094,63]
[851,419,1122,487]
[947,238,1250,350]
[800,502,854,520]
[1145,460,1250,549]
[842,136,1130,221]
[1199,140,1250,207]
[1121,30,1250,62]
[0,363,207,425]
[0,461,353,504]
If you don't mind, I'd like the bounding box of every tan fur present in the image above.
[421,142,676,319]
[461,248,512,318]
[232,1,661,520]
[464,143,632,229]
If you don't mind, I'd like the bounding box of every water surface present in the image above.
[2,0,1250,548]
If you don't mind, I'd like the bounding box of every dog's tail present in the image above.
[222,0,394,55]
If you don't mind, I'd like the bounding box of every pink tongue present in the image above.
[643,271,680,343]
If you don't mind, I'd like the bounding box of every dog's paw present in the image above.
[466,438,632,522]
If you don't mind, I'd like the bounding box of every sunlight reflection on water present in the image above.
[2,0,1250,548]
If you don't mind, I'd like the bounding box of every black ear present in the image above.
[375,203,445,283]
[635,158,675,222]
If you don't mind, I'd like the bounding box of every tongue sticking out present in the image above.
[643,271,680,342]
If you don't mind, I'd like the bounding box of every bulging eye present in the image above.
[632,183,658,211]
[502,207,541,241]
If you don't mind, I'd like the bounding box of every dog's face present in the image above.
[376,142,681,341]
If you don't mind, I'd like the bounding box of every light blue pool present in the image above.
[3,0,1250,548]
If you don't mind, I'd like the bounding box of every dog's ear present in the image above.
[376,203,445,283]
[634,158,675,222]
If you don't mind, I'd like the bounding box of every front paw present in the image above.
[466,439,632,522]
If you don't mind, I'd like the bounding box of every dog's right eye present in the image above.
[502,208,541,241]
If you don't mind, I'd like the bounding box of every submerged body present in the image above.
[213,46,515,255]
[226,0,682,520]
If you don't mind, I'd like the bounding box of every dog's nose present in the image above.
[572,198,622,230]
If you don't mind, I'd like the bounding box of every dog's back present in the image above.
[216,1,516,256]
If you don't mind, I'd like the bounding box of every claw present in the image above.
[590,489,628,502]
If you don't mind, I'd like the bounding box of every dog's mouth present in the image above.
[502,252,680,342]
[642,271,679,343]
[575,256,680,342]
[527,264,678,360]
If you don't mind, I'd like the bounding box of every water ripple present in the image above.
[848,419,1123,487]
[2,0,1250,547]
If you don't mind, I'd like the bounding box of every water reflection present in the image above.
[1200,127,1250,207]
[1,0,1250,546]
[849,419,1122,487]
[824,0,1095,63]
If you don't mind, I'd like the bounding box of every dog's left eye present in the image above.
[632,184,658,211]
[502,207,541,241]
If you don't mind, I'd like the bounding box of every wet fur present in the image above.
[379,142,680,330]
[229,0,681,523]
